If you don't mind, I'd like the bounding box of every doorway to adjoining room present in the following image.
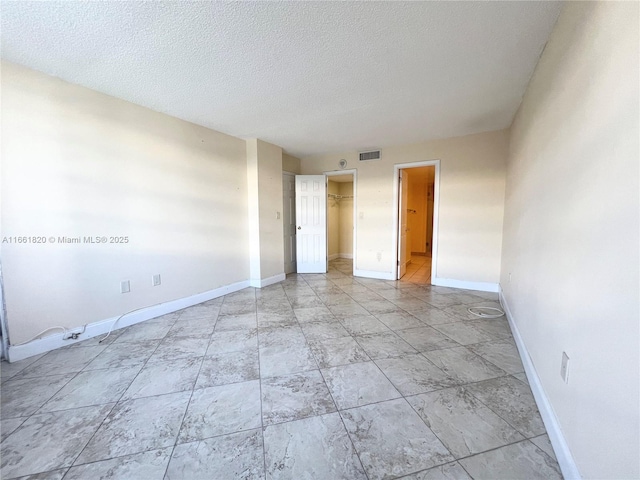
[397,165,436,283]
[326,173,354,275]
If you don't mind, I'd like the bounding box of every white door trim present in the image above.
[392,160,441,281]
[325,169,358,272]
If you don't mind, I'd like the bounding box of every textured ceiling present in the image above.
[1,1,562,158]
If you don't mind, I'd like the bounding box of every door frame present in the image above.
[392,160,440,282]
[324,169,358,272]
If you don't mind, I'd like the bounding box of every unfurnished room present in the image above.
[0,1,638,479]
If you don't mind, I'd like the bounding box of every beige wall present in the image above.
[246,139,285,283]
[328,181,354,258]
[407,166,435,255]
[1,61,250,345]
[407,169,426,254]
[282,153,301,174]
[501,2,639,478]
[301,130,508,283]
[338,182,353,256]
[327,181,340,257]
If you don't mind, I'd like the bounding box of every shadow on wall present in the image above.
[2,62,250,345]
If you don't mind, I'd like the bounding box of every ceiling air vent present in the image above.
[359,150,381,161]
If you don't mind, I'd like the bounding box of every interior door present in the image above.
[398,170,408,279]
[282,173,296,274]
[295,175,327,273]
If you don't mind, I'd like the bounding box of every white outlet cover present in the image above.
[120,280,130,293]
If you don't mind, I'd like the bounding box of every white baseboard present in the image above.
[7,279,251,363]
[249,273,286,288]
[432,277,499,293]
[500,288,581,480]
[328,253,340,261]
[354,269,395,281]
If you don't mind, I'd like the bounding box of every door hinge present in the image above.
[397,260,400,266]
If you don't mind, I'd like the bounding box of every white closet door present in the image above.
[295,175,327,273]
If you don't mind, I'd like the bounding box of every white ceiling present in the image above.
[1,1,562,158]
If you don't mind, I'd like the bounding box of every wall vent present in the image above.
[359,150,381,161]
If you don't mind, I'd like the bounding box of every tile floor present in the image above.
[402,254,433,284]
[0,259,563,479]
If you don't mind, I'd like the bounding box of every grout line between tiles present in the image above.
[252,287,269,480]
[2,262,550,479]
[296,272,370,479]
[69,329,173,471]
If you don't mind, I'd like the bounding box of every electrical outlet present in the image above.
[376,252,382,261]
[120,280,130,294]
[152,274,161,286]
[276,211,281,220]
[560,352,570,383]
[359,212,364,219]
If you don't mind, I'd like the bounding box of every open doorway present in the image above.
[326,171,356,275]
[395,161,439,283]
